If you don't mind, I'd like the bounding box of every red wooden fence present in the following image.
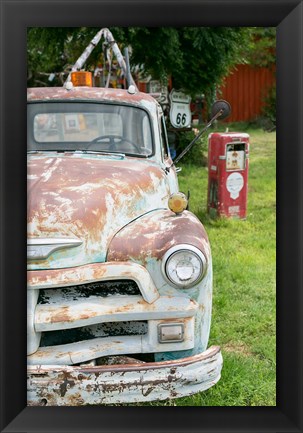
[218,64,275,122]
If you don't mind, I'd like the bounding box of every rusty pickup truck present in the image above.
[27,83,223,405]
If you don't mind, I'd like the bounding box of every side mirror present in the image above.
[170,99,231,168]
[211,100,231,121]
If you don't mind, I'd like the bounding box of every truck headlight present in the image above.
[162,244,207,288]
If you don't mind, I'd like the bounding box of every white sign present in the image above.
[226,172,244,199]
[226,150,245,171]
[169,89,191,128]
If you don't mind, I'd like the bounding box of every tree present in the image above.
[124,27,248,98]
[239,27,276,68]
[27,26,249,99]
[240,27,276,128]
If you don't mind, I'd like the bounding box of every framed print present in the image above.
[0,0,302,432]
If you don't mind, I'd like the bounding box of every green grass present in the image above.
[175,125,276,406]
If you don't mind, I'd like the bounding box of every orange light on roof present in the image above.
[168,192,188,215]
[71,71,93,87]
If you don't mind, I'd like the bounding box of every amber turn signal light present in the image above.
[168,192,188,214]
[71,71,93,87]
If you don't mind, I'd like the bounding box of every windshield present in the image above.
[27,102,153,157]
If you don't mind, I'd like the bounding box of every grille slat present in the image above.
[40,321,148,347]
[38,279,141,305]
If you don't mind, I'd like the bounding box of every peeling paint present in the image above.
[27,346,222,405]
[27,85,221,405]
[28,156,171,269]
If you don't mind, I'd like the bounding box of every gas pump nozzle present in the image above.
[168,100,231,170]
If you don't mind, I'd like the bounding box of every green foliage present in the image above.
[27,26,249,95]
[27,26,275,100]
[27,27,69,86]
[125,27,249,98]
[27,27,106,86]
[261,84,276,129]
[173,128,208,166]
[174,27,248,97]
[240,27,276,68]
[27,26,275,95]
[123,27,182,83]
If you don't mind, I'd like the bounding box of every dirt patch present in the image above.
[223,342,252,357]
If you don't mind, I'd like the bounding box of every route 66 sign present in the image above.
[169,89,192,128]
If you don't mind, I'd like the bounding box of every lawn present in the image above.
[175,124,276,406]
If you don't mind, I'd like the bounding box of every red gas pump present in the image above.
[207,132,249,219]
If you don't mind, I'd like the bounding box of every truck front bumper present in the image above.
[27,345,222,405]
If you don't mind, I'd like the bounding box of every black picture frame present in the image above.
[0,0,302,432]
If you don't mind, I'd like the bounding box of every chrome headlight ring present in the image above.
[161,244,207,289]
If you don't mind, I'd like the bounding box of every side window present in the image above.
[142,115,153,152]
[160,115,170,160]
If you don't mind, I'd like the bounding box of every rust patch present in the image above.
[68,346,221,374]
[28,264,106,288]
[50,306,71,323]
[48,307,98,324]
[27,86,157,105]
[59,378,76,397]
[28,155,170,268]
[107,209,210,264]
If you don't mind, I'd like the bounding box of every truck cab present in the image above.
[27,83,222,405]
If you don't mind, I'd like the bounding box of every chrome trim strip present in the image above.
[27,238,82,260]
[27,238,82,246]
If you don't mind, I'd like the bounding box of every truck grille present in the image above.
[38,279,141,305]
[37,279,145,348]
[40,321,148,347]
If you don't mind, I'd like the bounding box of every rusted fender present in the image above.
[107,209,211,265]
[27,346,222,406]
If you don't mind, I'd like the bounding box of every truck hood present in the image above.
[27,154,170,269]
